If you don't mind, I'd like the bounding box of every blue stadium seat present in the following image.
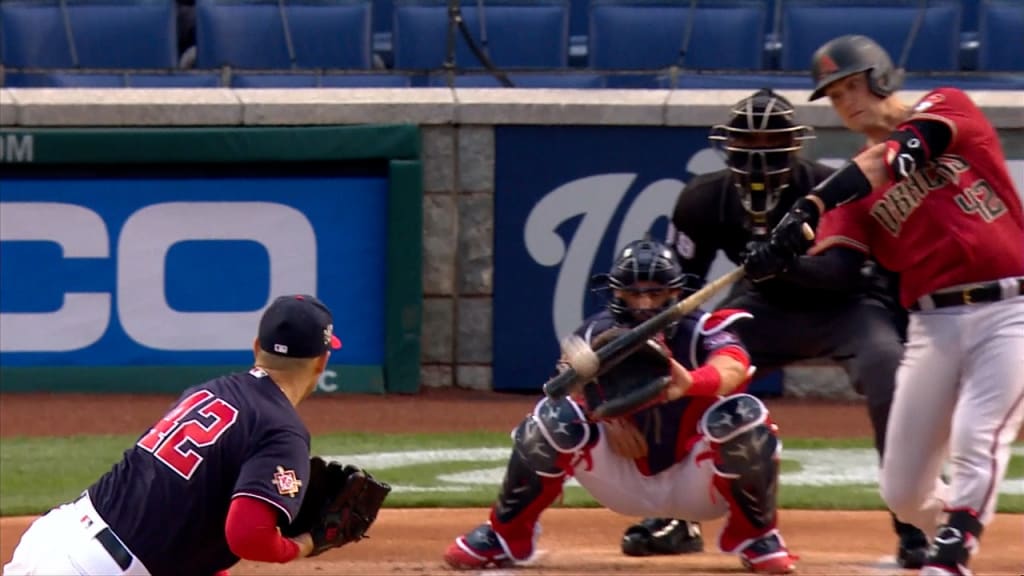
[588,0,768,70]
[129,73,223,87]
[231,71,412,86]
[427,71,604,87]
[779,0,962,72]
[963,0,982,31]
[392,0,570,70]
[978,0,1024,71]
[3,71,126,87]
[0,0,177,68]
[320,72,413,86]
[196,0,373,69]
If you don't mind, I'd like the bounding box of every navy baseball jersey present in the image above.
[88,368,311,575]
[575,309,750,475]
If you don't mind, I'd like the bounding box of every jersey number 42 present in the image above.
[136,390,240,480]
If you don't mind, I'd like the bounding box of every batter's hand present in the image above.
[770,198,819,257]
[743,241,794,282]
[603,418,648,459]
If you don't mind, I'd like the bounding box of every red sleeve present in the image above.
[225,496,301,563]
[904,87,980,150]
[808,198,872,256]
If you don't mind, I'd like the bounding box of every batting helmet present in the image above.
[590,239,698,326]
[809,35,903,101]
[708,88,814,227]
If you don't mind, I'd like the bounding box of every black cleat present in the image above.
[893,515,929,569]
[621,518,704,556]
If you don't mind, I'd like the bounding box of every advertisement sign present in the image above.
[494,126,725,391]
[493,126,1024,392]
[0,175,388,368]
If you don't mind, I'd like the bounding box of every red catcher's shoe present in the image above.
[443,522,539,570]
[738,530,799,574]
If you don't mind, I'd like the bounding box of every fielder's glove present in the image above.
[583,327,675,420]
[282,456,392,557]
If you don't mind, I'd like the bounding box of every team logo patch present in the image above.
[914,92,945,112]
[703,331,740,350]
[817,54,839,76]
[272,466,302,497]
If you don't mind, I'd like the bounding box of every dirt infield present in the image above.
[2,389,1022,574]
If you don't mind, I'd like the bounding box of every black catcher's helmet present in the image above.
[591,238,697,326]
[809,34,903,101]
[708,88,814,232]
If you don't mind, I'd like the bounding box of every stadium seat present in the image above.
[231,71,412,86]
[392,0,570,70]
[129,73,223,87]
[3,71,126,87]
[320,72,413,86]
[426,71,604,87]
[779,0,962,72]
[587,0,768,71]
[0,0,177,68]
[195,0,373,69]
[977,0,1024,71]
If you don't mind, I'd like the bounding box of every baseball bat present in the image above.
[542,265,746,400]
[542,223,815,401]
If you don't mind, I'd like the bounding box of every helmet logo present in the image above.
[818,54,839,76]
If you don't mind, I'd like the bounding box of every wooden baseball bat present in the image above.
[542,265,746,400]
[542,223,814,401]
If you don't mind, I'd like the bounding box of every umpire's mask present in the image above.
[709,89,814,236]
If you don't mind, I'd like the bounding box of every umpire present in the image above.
[620,88,930,568]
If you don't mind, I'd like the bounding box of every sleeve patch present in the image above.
[674,230,696,260]
[703,331,741,351]
[914,92,945,112]
[272,466,303,498]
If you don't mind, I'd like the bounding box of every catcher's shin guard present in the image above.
[447,398,594,569]
[699,395,784,553]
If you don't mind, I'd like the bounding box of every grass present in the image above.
[1,433,1020,516]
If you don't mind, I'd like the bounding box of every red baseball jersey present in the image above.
[811,88,1024,307]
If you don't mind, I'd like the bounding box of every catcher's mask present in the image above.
[590,238,700,327]
[709,88,814,235]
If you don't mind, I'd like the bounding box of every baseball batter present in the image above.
[632,88,928,567]
[443,239,799,575]
[4,295,342,575]
[750,35,1024,576]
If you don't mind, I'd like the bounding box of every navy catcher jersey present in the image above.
[575,309,750,475]
[88,368,311,576]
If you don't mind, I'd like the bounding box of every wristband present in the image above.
[687,365,721,396]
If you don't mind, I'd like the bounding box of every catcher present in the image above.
[443,239,799,574]
[4,295,390,576]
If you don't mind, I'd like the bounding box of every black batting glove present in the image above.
[742,241,795,282]
[770,197,819,257]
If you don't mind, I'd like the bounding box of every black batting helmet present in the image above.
[708,88,814,228]
[809,35,903,101]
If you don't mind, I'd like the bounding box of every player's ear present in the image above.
[314,351,330,374]
[252,338,261,360]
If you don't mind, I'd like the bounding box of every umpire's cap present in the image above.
[809,35,902,101]
[259,295,342,358]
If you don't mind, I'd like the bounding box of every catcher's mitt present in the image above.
[282,456,392,557]
[582,327,674,420]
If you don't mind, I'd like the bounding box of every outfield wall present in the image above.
[2,88,1022,398]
